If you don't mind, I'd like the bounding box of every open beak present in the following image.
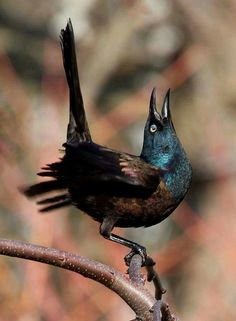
[161,88,176,132]
[149,88,163,126]
[161,89,171,120]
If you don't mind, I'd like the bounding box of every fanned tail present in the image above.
[22,162,71,212]
[23,180,66,197]
[60,19,91,145]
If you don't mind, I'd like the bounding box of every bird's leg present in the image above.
[110,234,147,266]
[100,218,147,266]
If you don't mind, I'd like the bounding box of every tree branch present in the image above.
[0,239,155,320]
[128,254,144,286]
[0,238,179,321]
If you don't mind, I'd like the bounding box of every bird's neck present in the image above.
[146,153,192,201]
[162,157,192,201]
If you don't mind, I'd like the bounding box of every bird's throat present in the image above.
[161,158,192,201]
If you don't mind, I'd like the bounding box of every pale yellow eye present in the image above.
[150,124,157,133]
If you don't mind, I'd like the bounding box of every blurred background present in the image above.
[0,0,236,320]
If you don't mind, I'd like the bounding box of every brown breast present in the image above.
[77,180,176,228]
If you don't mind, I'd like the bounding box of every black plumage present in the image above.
[23,20,192,265]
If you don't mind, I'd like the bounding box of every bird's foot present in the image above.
[125,245,154,267]
[125,246,146,266]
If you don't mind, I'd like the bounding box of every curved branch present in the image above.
[0,238,156,320]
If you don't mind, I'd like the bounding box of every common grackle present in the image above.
[23,20,192,265]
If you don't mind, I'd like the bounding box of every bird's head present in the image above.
[141,88,185,170]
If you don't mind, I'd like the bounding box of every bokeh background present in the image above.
[0,0,236,320]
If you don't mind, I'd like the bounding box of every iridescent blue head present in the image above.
[141,88,179,168]
[141,88,192,199]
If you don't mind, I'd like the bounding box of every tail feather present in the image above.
[23,180,67,197]
[39,200,71,212]
[60,19,91,145]
[37,171,56,177]
[23,20,91,213]
[23,179,71,212]
[37,193,69,205]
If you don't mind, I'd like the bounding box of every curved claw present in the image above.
[124,245,147,266]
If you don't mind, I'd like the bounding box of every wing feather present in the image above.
[53,142,161,196]
[23,142,162,210]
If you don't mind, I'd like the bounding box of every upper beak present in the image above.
[161,88,171,120]
[149,87,163,125]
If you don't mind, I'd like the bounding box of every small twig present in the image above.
[128,256,167,321]
[152,301,162,321]
[146,260,166,300]
[161,302,179,321]
[128,254,144,286]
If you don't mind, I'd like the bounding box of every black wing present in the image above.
[62,143,161,193]
[23,143,161,211]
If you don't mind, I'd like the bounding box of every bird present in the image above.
[23,20,192,266]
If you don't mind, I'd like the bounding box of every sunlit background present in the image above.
[0,1,236,320]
